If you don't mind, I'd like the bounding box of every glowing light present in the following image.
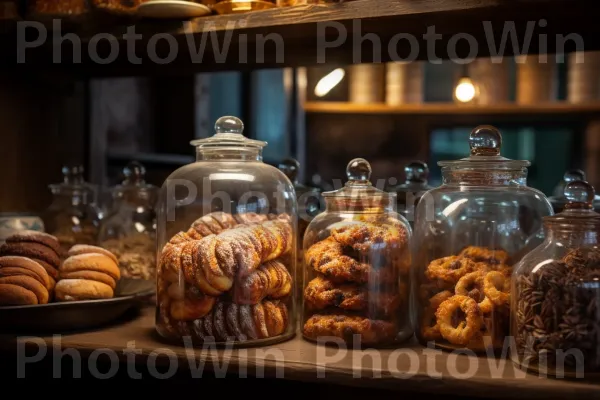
[314,68,345,97]
[454,77,477,103]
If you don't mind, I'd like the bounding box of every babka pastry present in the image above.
[0,230,61,280]
[303,314,397,346]
[233,260,292,304]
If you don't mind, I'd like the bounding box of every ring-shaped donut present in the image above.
[435,295,483,346]
[454,271,494,314]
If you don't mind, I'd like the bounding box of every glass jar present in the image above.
[387,160,434,228]
[511,180,600,378]
[412,125,553,352]
[548,169,600,213]
[155,116,297,347]
[301,158,413,348]
[98,161,158,282]
[42,165,103,257]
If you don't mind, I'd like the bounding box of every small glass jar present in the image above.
[98,161,158,282]
[387,160,434,228]
[412,125,553,352]
[42,165,103,257]
[549,169,600,213]
[155,116,297,347]
[511,180,600,378]
[301,158,413,348]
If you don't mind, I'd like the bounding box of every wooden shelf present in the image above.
[3,0,598,76]
[1,307,598,397]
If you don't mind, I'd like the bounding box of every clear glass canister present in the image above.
[302,158,413,348]
[412,125,553,352]
[511,180,600,378]
[43,165,102,257]
[98,161,158,282]
[155,116,297,346]
[387,160,434,228]
[548,169,600,213]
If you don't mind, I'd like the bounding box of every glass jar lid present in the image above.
[437,125,530,170]
[544,180,600,229]
[111,161,157,200]
[190,116,266,150]
[49,165,97,196]
[323,158,395,210]
[278,157,320,196]
[391,160,432,192]
[548,169,600,210]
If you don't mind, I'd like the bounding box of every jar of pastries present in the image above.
[98,161,158,282]
[412,125,553,352]
[387,160,434,228]
[548,169,600,214]
[155,116,297,347]
[301,158,412,348]
[42,165,103,258]
[511,180,600,378]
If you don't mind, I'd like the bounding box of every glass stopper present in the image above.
[123,161,146,184]
[564,169,586,183]
[469,125,502,156]
[564,180,595,210]
[346,158,371,182]
[215,116,244,134]
[405,161,429,183]
[278,158,299,183]
[62,165,84,184]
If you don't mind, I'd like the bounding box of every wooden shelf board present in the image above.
[1,307,598,398]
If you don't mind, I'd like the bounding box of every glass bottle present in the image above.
[412,125,553,352]
[155,116,297,346]
[387,160,434,228]
[98,161,158,282]
[43,165,102,257]
[302,158,413,348]
[511,180,600,378]
[548,169,600,213]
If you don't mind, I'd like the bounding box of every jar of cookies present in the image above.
[412,125,553,352]
[42,165,103,258]
[155,116,297,346]
[301,158,412,348]
[387,160,434,228]
[98,161,158,282]
[512,180,600,378]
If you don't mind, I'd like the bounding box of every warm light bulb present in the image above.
[314,68,345,97]
[454,77,476,103]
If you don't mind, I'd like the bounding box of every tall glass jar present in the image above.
[98,161,158,282]
[512,180,600,378]
[387,160,434,228]
[43,165,102,257]
[302,158,412,348]
[155,116,297,346]
[548,169,600,213]
[412,125,553,352]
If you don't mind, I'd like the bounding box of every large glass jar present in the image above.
[511,180,600,378]
[98,161,157,282]
[301,158,413,348]
[387,160,434,228]
[43,165,103,257]
[412,125,553,352]
[155,116,297,347]
[548,169,600,213]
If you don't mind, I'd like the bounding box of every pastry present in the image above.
[0,232,61,279]
[303,314,397,346]
[55,279,114,301]
[0,256,51,290]
[233,260,292,304]
[0,283,39,305]
[0,275,49,304]
[0,255,51,305]
[5,231,61,254]
[169,286,216,321]
[67,244,119,266]
[60,253,120,286]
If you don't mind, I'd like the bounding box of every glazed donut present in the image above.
[435,295,483,346]
[420,290,453,341]
[483,271,510,306]
[459,246,510,266]
[454,271,493,314]
[302,314,397,346]
[425,256,477,284]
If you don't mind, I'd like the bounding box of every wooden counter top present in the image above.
[1,307,598,399]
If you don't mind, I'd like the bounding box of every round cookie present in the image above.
[55,279,114,301]
[61,253,120,281]
[29,258,59,280]
[0,283,38,305]
[5,230,61,254]
[0,242,61,269]
[68,244,119,266]
[0,256,50,289]
[59,270,116,289]
[0,275,48,304]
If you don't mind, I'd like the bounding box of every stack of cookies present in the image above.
[55,245,121,301]
[0,256,52,305]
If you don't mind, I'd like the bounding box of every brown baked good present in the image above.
[59,270,117,289]
[233,260,292,304]
[55,279,114,301]
[169,286,216,321]
[5,230,61,254]
[0,256,50,290]
[67,244,119,266]
[0,242,61,269]
[0,283,38,305]
[29,258,59,279]
[60,253,120,283]
[302,314,397,346]
[0,275,49,304]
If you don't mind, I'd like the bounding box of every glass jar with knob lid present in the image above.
[511,180,600,378]
[548,169,600,213]
[302,158,413,347]
[155,116,297,347]
[98,161,158,282]
[387,160,434,228]
[412,125,553,352]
